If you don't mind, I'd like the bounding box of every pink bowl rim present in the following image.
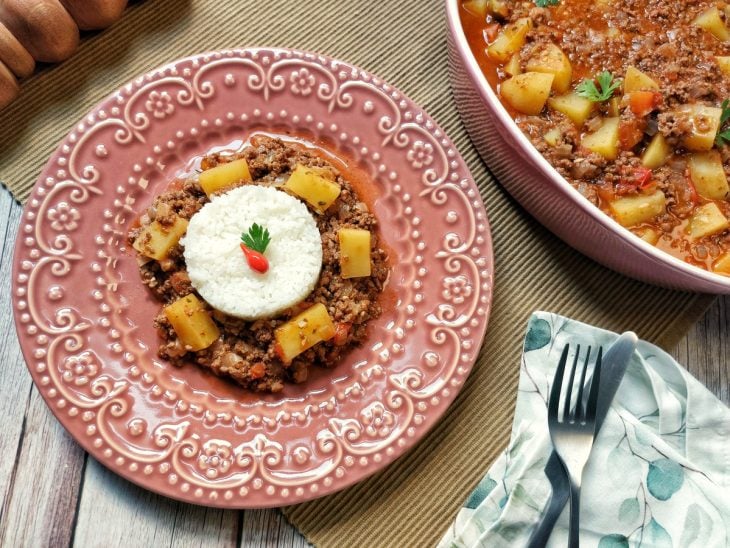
[445,0,730,291]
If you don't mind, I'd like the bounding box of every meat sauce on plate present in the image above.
[128,135,390,392]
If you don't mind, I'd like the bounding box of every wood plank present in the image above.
[239,510,310,547]
[72,457,239,548]
[0,195,87,547]
[71,458,310,547]
[0,389,87,547]
[670,296,730,406]
[0,193,30,522]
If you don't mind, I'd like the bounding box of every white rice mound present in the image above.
[181,185,322,320]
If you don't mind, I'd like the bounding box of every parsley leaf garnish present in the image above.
[576,71,622,103]
[717,129,730,146]
[716,99,730,146]
[534,0,559,6]
[241,223,271,254]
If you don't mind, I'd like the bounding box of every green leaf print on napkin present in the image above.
[511,484,541,512]
[679,503,713,546]
[647,459,684,501]
[618,498,640,523]
[465,477,497,509]
[644,518,672,546]
[524,318,551,352]
[598,534,630,548]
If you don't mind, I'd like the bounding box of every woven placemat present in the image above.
[0,0,714,546]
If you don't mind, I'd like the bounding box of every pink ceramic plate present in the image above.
[12,48,494,508]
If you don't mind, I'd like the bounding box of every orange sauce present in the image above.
[377,284,398,317]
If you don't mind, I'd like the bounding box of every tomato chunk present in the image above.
[618,167,654,194]
[629,91,662,117]
[619,118,644,149]
[333,322,352,346]
[484,23,501,43]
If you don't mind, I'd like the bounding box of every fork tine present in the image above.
[585,346,603,422]
[575,346,591,421]
[549,344,570,419]
[563,344,580,421]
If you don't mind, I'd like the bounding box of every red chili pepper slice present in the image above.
[635,167,653,188]
[240,243,269,273]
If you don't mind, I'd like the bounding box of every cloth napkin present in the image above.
[439,312,730,548]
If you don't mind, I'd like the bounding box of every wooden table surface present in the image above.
[0,186,728,547]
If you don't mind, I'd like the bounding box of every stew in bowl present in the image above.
[458,0,730,275]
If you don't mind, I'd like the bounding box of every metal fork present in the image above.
[548,343,603,548]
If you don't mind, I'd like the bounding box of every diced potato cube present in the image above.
[641,133,671,169]
[164,294,220,351]
[504,54,521,77]
[283,164,341,213]
[637,228,660,246]
[581,117,620,160]
[500,72,553,115]
[717,56,730,76]
[693,7,730,41]
[689,151,730,200]
[462,0,487,16]
[463,0,508,17]
[609,190,666,227]
[674,105,723,152]
[689,203,730,239]
[487,0,509,17]
[338,228,371,278]
[274,303,336,364]
[525,43,572,93]
[487,18,532,63]
[544,128,562,146]
[305,165,336,180]
[198,158,251,197]
[624,66,659,92]
[132,216,188,260]
[712,252,730,275]
[548,92,594,125]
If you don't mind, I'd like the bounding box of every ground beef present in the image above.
[501,0,730,195]
[129,136,390,392]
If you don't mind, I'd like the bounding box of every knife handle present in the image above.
[526,451,568,548]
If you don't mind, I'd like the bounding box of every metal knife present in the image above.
[526,331,638,548]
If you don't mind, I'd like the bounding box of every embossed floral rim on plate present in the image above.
[12,48,494,508]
